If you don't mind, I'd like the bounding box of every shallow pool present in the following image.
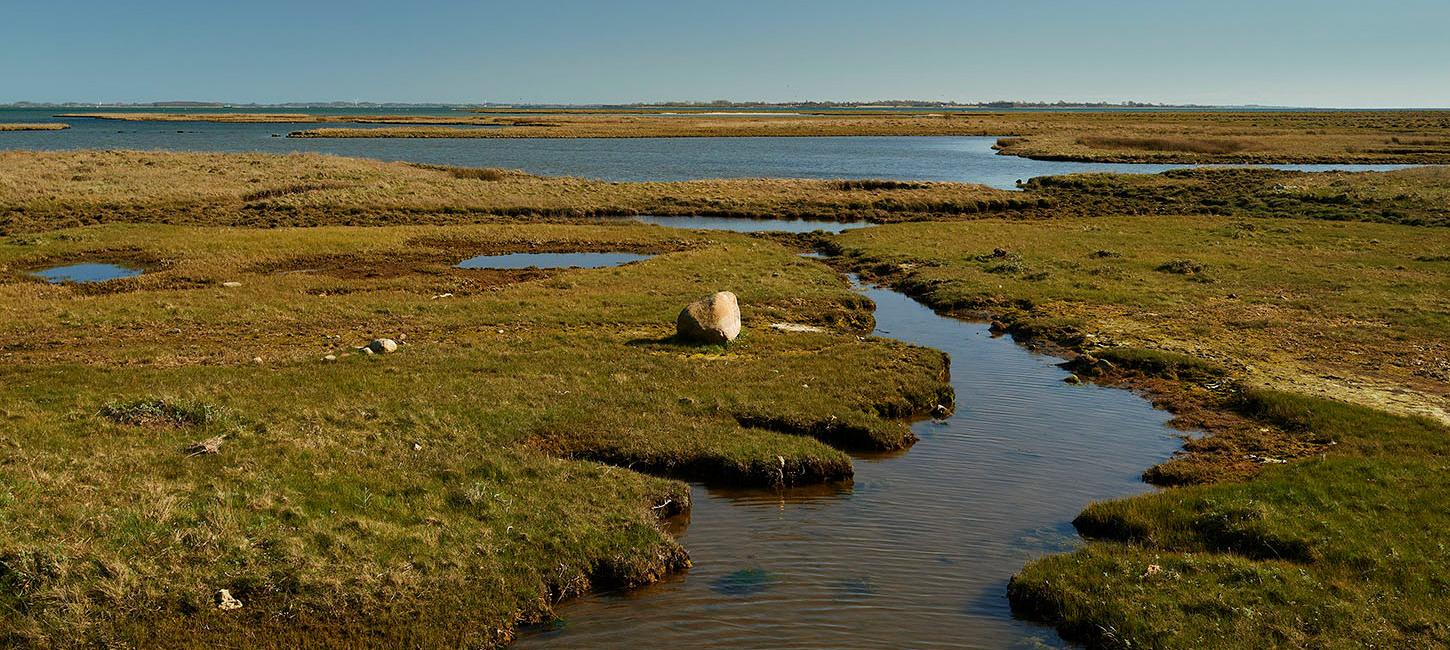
[32,263,142,283]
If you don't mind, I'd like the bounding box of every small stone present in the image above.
[322,354,337,362]
[186,436,225,456]
[214,589,243,610]
[251,357,263,365]
[412,442,423,451]
[221,281,242,288]
[363,338,398,354]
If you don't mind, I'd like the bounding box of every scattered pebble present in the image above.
[322,354,337,362]
[186,436,226,457]
[251,357,263,365]
[214,589,243,610]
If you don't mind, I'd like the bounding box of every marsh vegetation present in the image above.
[1,146,1446,647]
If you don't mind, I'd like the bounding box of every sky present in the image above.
[4,0,1448,107]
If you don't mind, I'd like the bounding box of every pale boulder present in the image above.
[676,291,741,344]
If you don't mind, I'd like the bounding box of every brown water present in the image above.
[516,276,1185,648]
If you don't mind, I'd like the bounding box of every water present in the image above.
[630,216,869,233]
[455,252,651,269]
[32,263,142,283]
[517,275,1186,649]
[0,109,1413,189]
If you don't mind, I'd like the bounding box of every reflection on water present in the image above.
[630,215,869,233]
[517,275,1185,649]
[0,109,1416,189]
[33,263,142,283]
[455,252,651,269]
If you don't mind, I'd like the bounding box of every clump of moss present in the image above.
[834,179,931,191]
[97,398,224,428]
[1092,347,1226,382]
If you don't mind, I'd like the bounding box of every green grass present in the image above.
[829,214,1450,648]
[0,222,949,645]
[1009,390,1450,648]
[831,216,1450,424]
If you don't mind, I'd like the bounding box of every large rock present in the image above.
[676,291,741,344]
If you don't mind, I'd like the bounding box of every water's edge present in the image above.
[516,267,1185,649]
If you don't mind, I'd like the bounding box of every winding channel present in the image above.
[517,218,1188,648]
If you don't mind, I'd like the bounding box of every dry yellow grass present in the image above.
[53,110,1450,162]
[0,122,68,131]
[275,110,1450,163]
[55,112,508,125]
[0,150,1026,233]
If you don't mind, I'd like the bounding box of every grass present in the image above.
[830,215,1450,431]
[0,150,1025,233]
[1075,135,1251,155]
[7,151,1450,239]
[1022,167,1450,227]
[277,110,1450,163]
[55,113,516,125]
[0,123,68,131]
[0,220,951,646]
[1008,389,1450,648]
[829,215,1450,647]
[4,149,1449,646]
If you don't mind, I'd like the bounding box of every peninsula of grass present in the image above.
[7,151,1450,238]
[828,216,1450,647]
[284,110,1450,164]
[0,150,1031,233]
[0,220,951,646]
[54,112,515,125]
[0,123,68,131]
[830,216,1449,425]
[49,109,1450,163]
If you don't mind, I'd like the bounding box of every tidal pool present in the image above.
[517,272,1186,649]
[33,263,142,283]
[454,252,652,269]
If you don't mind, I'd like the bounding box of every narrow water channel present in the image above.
[518,272,1186,648]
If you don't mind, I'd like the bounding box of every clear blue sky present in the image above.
[4,0,1448,107]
